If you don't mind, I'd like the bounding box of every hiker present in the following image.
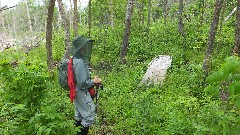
[71,36,101,135]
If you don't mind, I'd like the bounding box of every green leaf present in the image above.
[222,57,240,74]
[233,74,240,81]
[226,73,232,82]
[45,128,52,135]
[235,100,240,108]
[207,71,226,83]
[204,85,220,96]
[228,83,235,96]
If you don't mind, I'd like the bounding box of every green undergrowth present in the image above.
[96,61,240,134]
[1,16,240,134]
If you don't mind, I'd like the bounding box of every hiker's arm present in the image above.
[75,60,94,90]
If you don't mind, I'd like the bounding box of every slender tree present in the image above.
[163,0,168,26]
[1,16,6,39]
[178,0,184,36]
[109,0,114,26]
[199,0,205,25]
[202,0,224,82]
[141,0,145,26]
[26,1,33,33]
[217,0,227,53]
[46,0,55,72]
[147,0,152,33]
[121,0,134,64]
[57,0,71,59]
[233,0,240,56]
[88,0,92,37]
[73,0,78,37]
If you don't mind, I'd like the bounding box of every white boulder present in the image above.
[141,55,172,85]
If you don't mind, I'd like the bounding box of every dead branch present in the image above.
[0,5,18,12]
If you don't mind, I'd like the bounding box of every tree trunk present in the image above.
[88,0,92,37]
[217,0,227,53]
[199,0,205,25]
[147,0,152,33]
[178,0,184,36]
[57,0,71,59]
[202,0,224,82]
[233,0,240,56]
[121,0,134,64]
[79,0,82,24]
[109,0,114,26]
[69,0,73,30]
[163,0,168,26]
[141,0,144,26]
[6,15,12,39]
[26,1,33,33]
[1,16,5,37]
[46,0,55,72]
[12,12,17,39]
[73,0,78,37]
[138,0,144,35]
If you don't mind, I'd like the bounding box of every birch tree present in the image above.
[46,0,55,72]
[88,0,92,37]
[233,0,240,56]
[57,0,71,59]
[26,1,33,33]
[202,0,224,81]
[121,0,134,64]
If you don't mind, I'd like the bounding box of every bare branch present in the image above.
[0,5,17,12]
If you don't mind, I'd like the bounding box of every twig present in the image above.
[0,5,18,11]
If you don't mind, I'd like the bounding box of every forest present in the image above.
[0,0,240,134]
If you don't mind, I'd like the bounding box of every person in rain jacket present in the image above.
[71,35,101,135]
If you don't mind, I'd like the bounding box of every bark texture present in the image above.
[46,0,55,72]
[163,0,168,26]
[121,0,134,64]
[202,0,224,81]
[57,0,71,59]
[73,0,79,37]
[26,1,33,33]
[178,0,184,36]
[233,0,240,56]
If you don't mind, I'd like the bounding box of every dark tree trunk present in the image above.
[233,0,240,56]
[57,0,71,59]
[46,0,55,72]
[199,0,205,25]
[88,0,92,37]
[178,0,184,36]
[147,0,151,33]
[217,0,227,53]
[202,0,224,82]
[163,0,168,26]
[141,0,144,26]
[109,0,114,26]
[73,0,79,37]
[121,0,134,64]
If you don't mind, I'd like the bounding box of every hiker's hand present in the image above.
[93,76,101,85]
